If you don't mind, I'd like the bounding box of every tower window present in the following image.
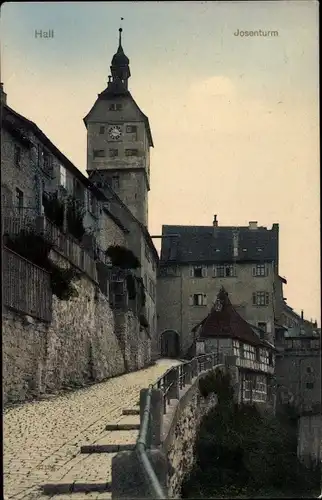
[112,175,120,190]
[16,188,24,213]
[125,149,138,157]
[93,149,105,158]
[109,103,123,111]
[14,144,22,166]
[109,149,118,158]
[99,126,105,134]
[126,125,137,133]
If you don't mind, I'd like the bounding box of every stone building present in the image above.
[194,288,276,407]
[157,216,284,358]
[275,328,321,413]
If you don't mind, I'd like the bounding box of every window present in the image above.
[191,294,207,306]
[252,264,267,277]
[112,175,120,190]
[109,103,123,111]
[306,367,313,374]
[190,266,207,278]
[252,291,269,306]
[214,264,235,277]
[258,322,267,332]
[14,144,21,166]
[43,151,52,172]
[87,190,97,216]
[126,125,138,139]
[306,382,314,389]
[126,125,137,133]
[242,344,256,361]
[109,149,118,158]
[233,340,240,357]
[99,126,105,134]
[125,149,138,156]
[93,149,105,158]
[59,165,67,188]
[259,348,269,365]
[268,352,273,366]
[16,188,23,213]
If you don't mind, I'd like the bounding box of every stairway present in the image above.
[41,403,141,498]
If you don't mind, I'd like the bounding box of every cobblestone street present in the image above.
[4,359,181,500]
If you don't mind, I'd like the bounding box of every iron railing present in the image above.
[135,352,223,498]
[3,246,52,322]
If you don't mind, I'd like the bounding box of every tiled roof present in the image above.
[160,224,278,264]
[196,287,274,350]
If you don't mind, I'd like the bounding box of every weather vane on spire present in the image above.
[118,17,124,46]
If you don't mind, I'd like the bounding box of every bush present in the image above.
[42,192,64,229]
[66,197,86,241]
[181,400,321,498]
[106,245,141,269]
[199,369,233,403]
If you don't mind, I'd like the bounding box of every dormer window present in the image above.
[109,103,123,111]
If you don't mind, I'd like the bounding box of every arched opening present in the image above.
[161,330,180,359]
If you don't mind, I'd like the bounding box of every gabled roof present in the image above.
[160,224,278,265]
[195,287,275,350]
[83,82,154,147]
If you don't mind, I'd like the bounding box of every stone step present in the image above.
[122,408,140,415]
[80,443,135,454]
[105,423,140,431]
[42,481,112,495]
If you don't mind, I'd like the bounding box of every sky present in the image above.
[1,1,320,324]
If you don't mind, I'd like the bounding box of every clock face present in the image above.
[108,126,122,140]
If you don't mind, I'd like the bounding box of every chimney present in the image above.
[213,214,218,227]
[301,310,304,321]
[0,83,7,105]
[249,221,258,230]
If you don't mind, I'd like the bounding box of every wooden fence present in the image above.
[2,213,97,282]
[3,246,52,322]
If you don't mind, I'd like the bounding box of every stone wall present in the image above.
[3,251,150,405]
[164,381,218,498]
[297,414,322,468]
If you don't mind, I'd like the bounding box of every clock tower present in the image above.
[83,27,153,228]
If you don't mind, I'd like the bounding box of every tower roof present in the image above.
[111,28,130,66]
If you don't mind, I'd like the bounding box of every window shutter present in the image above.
[202,266,207,278]
[189,295,194,306]
[189,266,194,278]
[252,266,257,277]
[203,294,208,306]
[252,292,257,305]
[265,265,269,276]
[265,292,269,305]
[213,265,217,278]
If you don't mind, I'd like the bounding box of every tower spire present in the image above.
[110,18,131,89]
[118,17,124,48]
